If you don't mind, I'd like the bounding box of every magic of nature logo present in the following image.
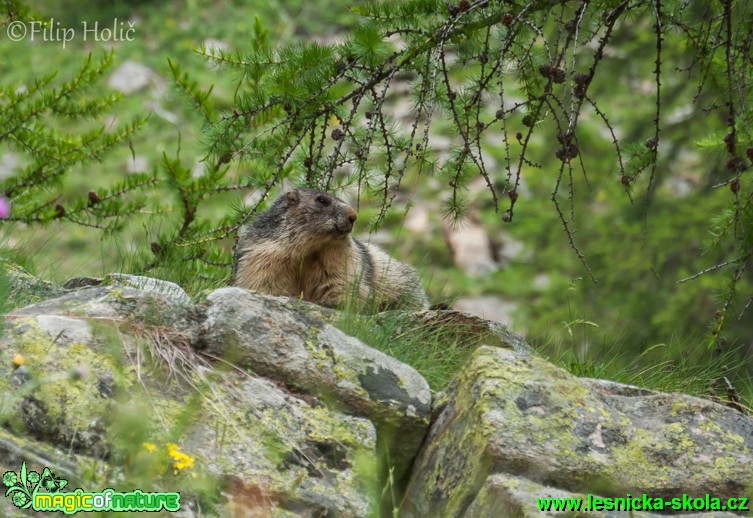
[3,462,180,514]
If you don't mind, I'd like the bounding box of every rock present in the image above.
[61,274,190,304]
[404,205,431,234]
[191,160,206,178]
[126,155,149,174]
[201,38,230,70]
[494,233,528,264]
[533,273,550,290]
[0,285,377,516]
[1,261,65,309]
[0,427,92,518]
[402,346,753,516]
[197,287,432,482]
[666,150,701,199]
[462,474,741,517]
[664,174,695,198]
[0,427,81,481]
[107,60,157,95]
[4,265,190,309]
[442,215,497,277]
[466,170,499,197]
[355,230,392,247]
[104,273,191,304]
[10,286,197,341]
[452,296,518,329]
[35,315,92,346]
[146,100,179,124]
[202,38,229,55]
[462,474,591,517]
[62,276,103,289]
[6,270,749,517]
[427,133,453,152]
[390,90,415,125]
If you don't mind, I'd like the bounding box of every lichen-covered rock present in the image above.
[10,285,197,340]
[197,287,432,483]
[62,273,192,303]
[402,346,753,517]
[0,286,377,516]
[452,295,519,328]
[1,261,65,309]
[461,474,588,517]
[105,273,191,303]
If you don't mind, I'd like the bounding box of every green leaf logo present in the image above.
[39,467,67,493]
[2,462,68,510]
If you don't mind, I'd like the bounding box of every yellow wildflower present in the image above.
[166,443,195,471]
[142,442,157,453]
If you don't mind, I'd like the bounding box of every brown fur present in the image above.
[231,188,428,310]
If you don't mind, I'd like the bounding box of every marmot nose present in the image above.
[347,208,357,224]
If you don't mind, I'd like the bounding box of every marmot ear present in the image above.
[286,190,300,205]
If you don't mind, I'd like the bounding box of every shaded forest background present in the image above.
[1,0,751,404]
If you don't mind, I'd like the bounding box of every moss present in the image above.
[107,287,125,301]
[416,348,506,514]
[6,318,119,433]
[306,405,374,447]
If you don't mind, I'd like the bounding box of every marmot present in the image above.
[231,188,429,311]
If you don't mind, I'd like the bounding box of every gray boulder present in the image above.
[403,346,753,516]
[197,287,432,482]
[107,60,159,95]
[62,273,191,304]
[0,285,387,516]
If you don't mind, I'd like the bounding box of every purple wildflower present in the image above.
[0,197,9,219]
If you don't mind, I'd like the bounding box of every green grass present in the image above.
[332,281,752,409]
[333,309,481,392]
[535,325,753,411]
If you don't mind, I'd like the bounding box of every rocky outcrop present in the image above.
[0,276,431,516]
[198,288,431,484]
[2,268,752,516]
[402,346,753,516]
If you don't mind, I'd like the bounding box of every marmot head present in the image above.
[282,188,358,242]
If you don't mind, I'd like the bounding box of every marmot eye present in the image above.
[316,195,329,206]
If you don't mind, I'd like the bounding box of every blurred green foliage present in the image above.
[0,0,750,409]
